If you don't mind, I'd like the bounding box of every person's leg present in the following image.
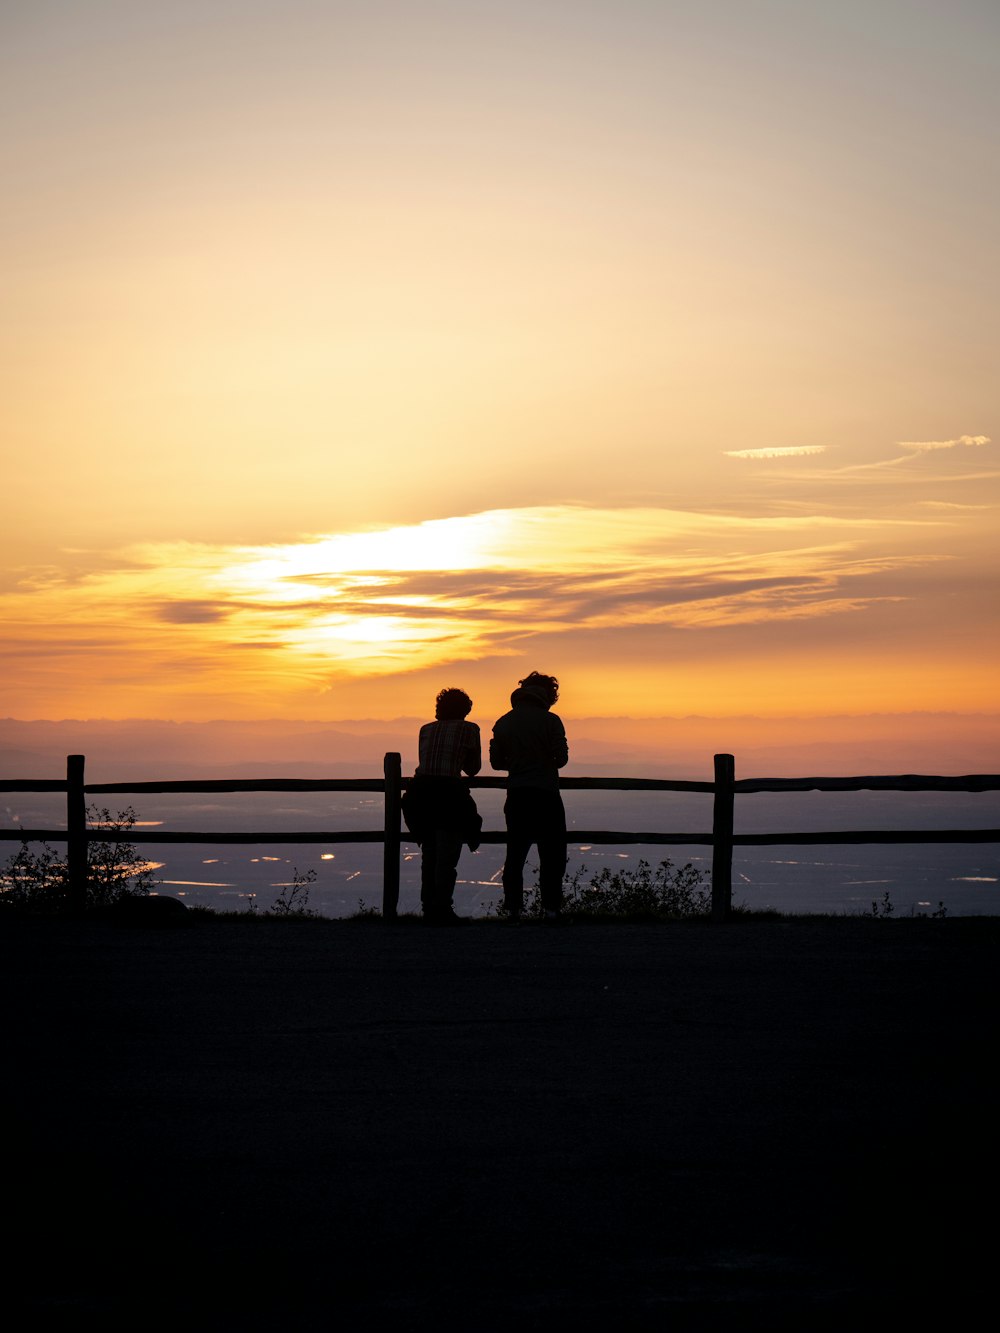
[536,791,568,913]
[433,830,464,917]
[420,830,439,917]
[501,790,534,915]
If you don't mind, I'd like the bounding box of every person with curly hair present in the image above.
[489,671,569,922]
[402,688,482,925]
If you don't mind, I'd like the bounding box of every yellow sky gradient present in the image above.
[2,2,997,734]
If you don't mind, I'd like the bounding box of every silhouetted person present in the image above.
[490,672,569,921]
[402,688,482,925]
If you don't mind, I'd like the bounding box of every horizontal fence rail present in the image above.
[1,754,997,918]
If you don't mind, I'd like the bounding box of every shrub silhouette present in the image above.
[499,857,711,920]
[0,805,155,912]
[267,866,318,916]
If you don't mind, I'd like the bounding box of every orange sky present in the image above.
[2,2,997,731]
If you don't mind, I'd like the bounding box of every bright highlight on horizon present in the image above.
[1,1,996,727]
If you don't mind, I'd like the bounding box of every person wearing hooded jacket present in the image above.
[489,671,569,920]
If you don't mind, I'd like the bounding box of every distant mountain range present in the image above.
[2,713,997,782]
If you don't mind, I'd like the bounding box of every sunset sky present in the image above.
[3,1,997,731]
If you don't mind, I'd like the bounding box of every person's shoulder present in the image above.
[548,711,565,728]
[464,720,481,735]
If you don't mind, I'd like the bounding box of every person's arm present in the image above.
[462,724,482,777]
[489,726,508,771]
[415,721,433,774]
[551,717,569,769]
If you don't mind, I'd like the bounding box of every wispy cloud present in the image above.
[809,434,994,480]
[3,495,996,718]
[0,505,957,697]
[723,446,827,460]
[155,600,232,624]
[898,435,990,452]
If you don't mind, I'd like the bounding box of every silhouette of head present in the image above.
[517,672,559,707]
[435,688,473,720]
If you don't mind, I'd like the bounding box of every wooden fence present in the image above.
[1,753,997,918]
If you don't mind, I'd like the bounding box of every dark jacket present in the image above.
[401,775,482,849]
[489,687,569,792]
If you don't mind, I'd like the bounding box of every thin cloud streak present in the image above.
[724,446,828,459]
[819,435,992,477]
[727,441,997,500]
[898,435,990,452]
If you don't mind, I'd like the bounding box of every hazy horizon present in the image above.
[3,711,998,781]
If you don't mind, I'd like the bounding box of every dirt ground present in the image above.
[3,911,997,1329]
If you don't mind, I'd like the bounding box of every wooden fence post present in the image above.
[66,754,88,913]
[712,753,734,920]
[382,752,402,918]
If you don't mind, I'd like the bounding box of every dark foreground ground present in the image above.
[3,911,997,1330]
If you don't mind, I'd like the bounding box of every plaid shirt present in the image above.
[416,719,482,778]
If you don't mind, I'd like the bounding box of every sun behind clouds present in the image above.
[2,465,996,719]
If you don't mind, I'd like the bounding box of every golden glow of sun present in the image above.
[200,513,528,668]
[311,615,447,649]
[134,501,966,684]
[2,487,996,719]
[220,511,517,606]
